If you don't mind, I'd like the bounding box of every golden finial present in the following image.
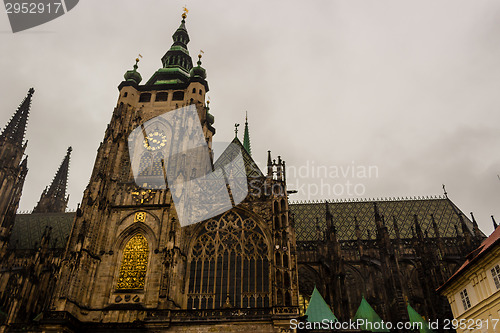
[182,6,188,19]
[199,50,204,59]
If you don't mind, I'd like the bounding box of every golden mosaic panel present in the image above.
[134,212,146,222]
[116,234,149,290]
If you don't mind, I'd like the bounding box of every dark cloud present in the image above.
[1,0,499,234]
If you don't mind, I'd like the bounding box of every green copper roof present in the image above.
[146,16,193,86]
[353,296,389,332]
[123,59,142,84]
[407,304,434,333]
[190,55,207,80]
[243,113,251,156]
[305,286,338,323]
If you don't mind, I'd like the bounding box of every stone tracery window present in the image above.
[116,234,149,290]
[187,211,270,309]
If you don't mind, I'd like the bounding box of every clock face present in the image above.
[144,131,167,151]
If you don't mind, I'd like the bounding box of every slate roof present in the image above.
[9,212,75,250]
[290,197,479,242]
[9,197,477,250]
[213,137,263,178]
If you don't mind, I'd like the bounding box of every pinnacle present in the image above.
[32,147,72,214]
[0,88,34,146]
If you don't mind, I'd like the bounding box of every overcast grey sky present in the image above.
[1,1,500,234]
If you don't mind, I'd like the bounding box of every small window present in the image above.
[139,93,151,103]
[492,264,500,289]
[123,92,128,97]
[192,88,196,93]
[460,289,471,311]
[155,92,168,102]
[199,89,202,95]
[172,91,184,101]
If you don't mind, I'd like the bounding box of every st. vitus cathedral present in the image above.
[0,11,487,333]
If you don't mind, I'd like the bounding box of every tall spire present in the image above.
[243,112,252,156]
[33,147,72,214]
[0,88,34,146]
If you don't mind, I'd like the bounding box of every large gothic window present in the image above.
[116,234,149,290]
[187,211,270,309]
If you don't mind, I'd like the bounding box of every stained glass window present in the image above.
[116,234,149,290]
[187,211,270,309]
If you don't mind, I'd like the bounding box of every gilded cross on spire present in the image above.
[182,6,189,19]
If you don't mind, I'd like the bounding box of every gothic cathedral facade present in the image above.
[46,12,298,332]
[0,11,488,333]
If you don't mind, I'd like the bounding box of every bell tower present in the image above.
[52,9,215,316]
[48,11,298,332]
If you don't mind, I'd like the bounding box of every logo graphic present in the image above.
[128,105,248,227]
[4,0,79,33]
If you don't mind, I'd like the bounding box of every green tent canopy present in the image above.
[407,303,434,333]
[305,286,338,323]
[352,296,390,332]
